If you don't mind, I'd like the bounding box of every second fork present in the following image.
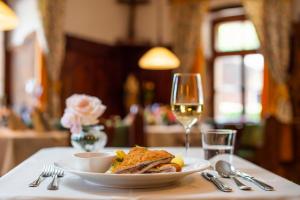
[47,167,64,190]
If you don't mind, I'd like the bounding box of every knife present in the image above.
[235,170,274,191]
[202,172,233,192]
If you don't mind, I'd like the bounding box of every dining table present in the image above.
[0,147,299,200]
[0,128,69,176]
[146,125,203,147]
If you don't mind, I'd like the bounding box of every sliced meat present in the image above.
[145,163,182,173]
[114,157,172,174]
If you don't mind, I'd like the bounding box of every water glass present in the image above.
[202,129,236,160]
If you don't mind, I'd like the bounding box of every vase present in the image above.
[71,126,107,152]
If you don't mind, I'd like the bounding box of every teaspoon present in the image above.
[215,160,252,190]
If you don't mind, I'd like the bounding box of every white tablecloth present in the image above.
[0,147,299,200]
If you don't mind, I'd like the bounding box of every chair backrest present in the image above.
[258,116,283,171]
[102,105,145,147]
[123,105,145,147]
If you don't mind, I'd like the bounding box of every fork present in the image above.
[29,165,53,187]
[47,167,64,190]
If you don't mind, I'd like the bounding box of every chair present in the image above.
[123,105,145,147]
[257,116,287,175]
[103,105,145,147]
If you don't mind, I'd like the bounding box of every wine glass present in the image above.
[170,73,203,155]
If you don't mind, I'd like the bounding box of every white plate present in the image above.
[55,156,210,188]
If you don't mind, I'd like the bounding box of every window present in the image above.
[215,20,260,52]
[212,15,264,123]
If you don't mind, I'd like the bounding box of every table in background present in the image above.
[0,147,299,200]
[0,128,69,176]
[146,125,201,147]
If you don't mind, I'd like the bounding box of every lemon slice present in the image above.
[171,155,184,167]
[115,150,126,160]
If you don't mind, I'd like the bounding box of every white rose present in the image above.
[65,94,106,126]
[60,110,82,134]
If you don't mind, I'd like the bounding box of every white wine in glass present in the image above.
[170,73,203,155]
[171,103,203,129]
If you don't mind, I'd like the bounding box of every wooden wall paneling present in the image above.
[60,36,177,147]
[61,35,126,117]
[139,69,173,104]
[113,44,174,107]
[116,44,173,106]
[61,36,174,117]
[289,23,300,161]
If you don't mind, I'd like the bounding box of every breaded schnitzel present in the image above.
[112,147,175,174]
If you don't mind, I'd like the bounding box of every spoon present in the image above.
[215,160,252,190]
[216,160,274,191]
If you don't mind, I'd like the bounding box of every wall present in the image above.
[294,0,300,22]
[8,0,173,46]
[7,0,300,48]
[64,0,172,45]
[64,0,128,45]
[8,0,131,46]
[135,0,171,44]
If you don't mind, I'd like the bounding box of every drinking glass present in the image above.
[170,73,203,155]
[202,129,236,161]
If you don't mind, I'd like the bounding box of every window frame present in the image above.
[211,14,261,124]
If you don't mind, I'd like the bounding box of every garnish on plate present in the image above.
[171,155,184,168]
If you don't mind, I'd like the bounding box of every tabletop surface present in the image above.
[146,125,199,134]
[0,147,299,200]
[0,128,69,139]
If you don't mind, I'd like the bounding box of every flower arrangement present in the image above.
[144,104,177,125]
[61,94,106,134]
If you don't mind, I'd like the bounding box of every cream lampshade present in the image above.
[138,47,180,70]
[138,0,180,70]
[0,1,18,31]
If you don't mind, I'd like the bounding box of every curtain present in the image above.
[242,0,293,161]
[171,0,208,73]
[192,46,210,119]
[38,0,66,119]
[243,0,292,124]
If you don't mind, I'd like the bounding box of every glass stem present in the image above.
[185,128,191,156]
